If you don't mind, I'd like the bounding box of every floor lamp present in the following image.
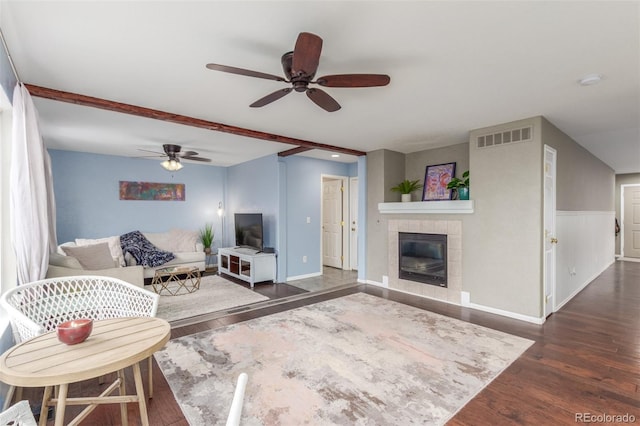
[217,201,224,250]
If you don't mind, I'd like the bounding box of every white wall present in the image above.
[555,211,615,309]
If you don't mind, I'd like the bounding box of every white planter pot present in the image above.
[401,194,412,202]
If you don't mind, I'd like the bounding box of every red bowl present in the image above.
[56,319,93,345]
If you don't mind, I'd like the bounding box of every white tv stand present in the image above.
[218,247,276,289]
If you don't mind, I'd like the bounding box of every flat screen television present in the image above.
[234,213,263,251]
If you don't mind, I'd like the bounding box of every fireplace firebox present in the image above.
[398,232,447,287]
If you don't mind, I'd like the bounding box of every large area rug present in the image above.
[155,275,269,322]
[155,293,533,425]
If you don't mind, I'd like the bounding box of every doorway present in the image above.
[543,145,557,318]
[621,184,640,259]
[349,177,358,271]
[321,175,349,270]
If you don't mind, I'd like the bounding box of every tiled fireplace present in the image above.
[388,219,462,304]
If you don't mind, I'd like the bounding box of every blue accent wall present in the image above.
[48,149,363,284]
[49,150,226,247]
[226,155,279,250]
[280,156,356,279]
[0,28,17,407]
[0,34,17,104]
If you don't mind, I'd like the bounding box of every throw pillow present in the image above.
[62,243,116,270]
[57,241,77,256]
[170,228,199,253]
[120,230,175,268]
[143,232,174,252]
[76,236,126,267]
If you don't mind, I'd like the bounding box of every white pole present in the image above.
[225,373,248,426]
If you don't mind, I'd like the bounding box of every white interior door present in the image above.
[349,177,358,270]
[543,145,557,317]
[322,179,343,268]
[622,185,640,258]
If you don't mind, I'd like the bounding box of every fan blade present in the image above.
[315,74,391,88]
[292,32,322,78]
[250,88,293,108]
[306,88,341,112]
[206,63,286,82]
[182,156,211,163]
[137,148,165,155]
[179,151,199,157]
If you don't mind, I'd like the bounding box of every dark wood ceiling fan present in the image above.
[206,32,391,112]
[138,144,212,163]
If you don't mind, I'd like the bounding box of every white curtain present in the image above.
[10,83,57,285]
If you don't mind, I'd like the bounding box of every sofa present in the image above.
[47,252,145,287]
[127,230,206,279]
[47,229,206,286]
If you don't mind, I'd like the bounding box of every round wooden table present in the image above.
[0,317,170,426]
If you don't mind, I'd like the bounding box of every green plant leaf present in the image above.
[446,170,470,189]
[199,223,214,248]
[390,179,423,194]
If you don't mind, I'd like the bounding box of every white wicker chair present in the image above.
[0,275,160,410]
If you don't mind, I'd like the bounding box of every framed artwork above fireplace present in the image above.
[422,162,456,201]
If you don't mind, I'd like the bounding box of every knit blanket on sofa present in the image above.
[120,230,175,267]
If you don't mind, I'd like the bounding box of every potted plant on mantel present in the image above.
[446,170,470,200]
[391,179,423,202]
[200,223,214,254]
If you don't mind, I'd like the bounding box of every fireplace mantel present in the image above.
[378,200,474,214]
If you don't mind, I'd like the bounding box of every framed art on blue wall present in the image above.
[422,162,456,201]
[119,181,185,201]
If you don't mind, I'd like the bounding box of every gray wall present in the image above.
[366,150,404,281]
[365,145,469,285]
[465,117,544,317]
[614,173,640,253]
[365,115,616,320]
[542,117,615,212]
[405,143,470,198]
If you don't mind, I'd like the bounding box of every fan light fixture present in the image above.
[161,158,183,171]
[579,74,602,86]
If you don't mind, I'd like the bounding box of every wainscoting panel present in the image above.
[555,211,615,310]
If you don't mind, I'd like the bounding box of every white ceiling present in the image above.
[1,1,638,172]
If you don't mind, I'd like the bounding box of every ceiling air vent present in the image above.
[476,126,533,149]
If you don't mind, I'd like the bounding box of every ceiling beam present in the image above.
[278,146,313,157]
[25,84,367,157]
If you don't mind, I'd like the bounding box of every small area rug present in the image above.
[155,293,533,425]
[155,275,269,323]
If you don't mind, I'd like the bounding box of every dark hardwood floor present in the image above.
[27,261,640,425]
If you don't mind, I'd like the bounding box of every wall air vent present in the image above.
[476,126,533,148]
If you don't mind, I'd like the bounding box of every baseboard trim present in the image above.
[286,271,322,282]
[367,281,544,324]
[365,279,387,288]
[554,259,616,311]
[463,301,545,325]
